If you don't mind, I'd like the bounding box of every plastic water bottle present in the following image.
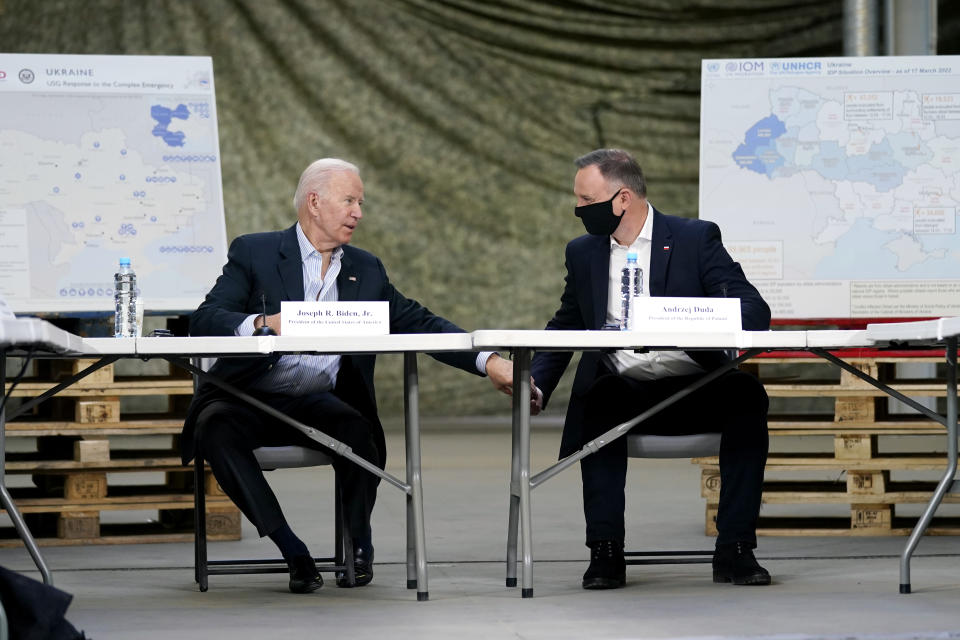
[114,257,138,338]
[620,252,642,330]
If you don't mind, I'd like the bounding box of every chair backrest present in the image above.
[253,446,334,470]
[626,433,721,459]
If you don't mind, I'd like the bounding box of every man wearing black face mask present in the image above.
[529,149,772,590]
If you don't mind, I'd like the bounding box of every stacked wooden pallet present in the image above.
[2,357,240,546]
[696,353,959,536]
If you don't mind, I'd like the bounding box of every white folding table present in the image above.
[133,333,474,601]
[474,324,959,597]
[3,325,474,600]
[471,329,806,597]
[1,317,92,585]
[5,319,956,596]
[861,319,960,593]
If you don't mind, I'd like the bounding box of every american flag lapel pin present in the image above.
[348,276,358,282]
[663,246,670,251]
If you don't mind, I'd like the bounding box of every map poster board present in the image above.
[0,54,227,314]
[699,56,960,320]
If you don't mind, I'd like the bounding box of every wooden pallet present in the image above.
[709,513,960,537]
[699,467,960,536]
[3,357,240,546]
[1,470,240,547]
[694,353,958,536]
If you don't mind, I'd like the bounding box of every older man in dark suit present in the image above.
[184,158,514,593]
[530,149,772,589]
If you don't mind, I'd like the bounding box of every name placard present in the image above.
[630,297,741,332]
[281,301,389,336]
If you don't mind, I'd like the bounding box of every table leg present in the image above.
[505,389,521,588]
[899,336,958,594]
[0,352,53,585]
[513,348,534,598]
[404,353,429,601]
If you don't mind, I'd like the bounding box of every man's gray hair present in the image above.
[293,158,360,212]
[574,149,647,197]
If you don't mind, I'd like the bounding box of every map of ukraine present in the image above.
[730,86,956,274]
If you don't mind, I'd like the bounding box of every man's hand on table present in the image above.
[485,354,544,415]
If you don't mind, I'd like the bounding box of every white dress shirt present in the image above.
[604,203,703,380]
[237,223,344,394]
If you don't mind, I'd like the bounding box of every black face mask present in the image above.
[574,188,624,236]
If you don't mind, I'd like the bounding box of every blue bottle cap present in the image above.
[119,257,131,265]
[626,252,638,261]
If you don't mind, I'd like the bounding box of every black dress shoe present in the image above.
[288,555,323,593]
[582,539,626,590]
[713,542,771,585]
[337,544,374,588]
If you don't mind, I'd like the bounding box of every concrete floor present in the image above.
[3,425,960,640]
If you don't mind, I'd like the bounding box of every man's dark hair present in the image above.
[574,148,647,197]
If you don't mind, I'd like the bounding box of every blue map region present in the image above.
[732,115,787,176]
[814,217,953,278]
[809,140,908,192]
[150,104,189,147]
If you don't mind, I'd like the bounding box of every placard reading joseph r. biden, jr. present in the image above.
[281,302,389,336]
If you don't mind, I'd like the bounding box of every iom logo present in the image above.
[725,61,765,74]
[0,70,6,80]
[737,60,764,72]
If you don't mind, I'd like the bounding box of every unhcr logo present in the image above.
[783,61,821,71]
[771,60,823,75]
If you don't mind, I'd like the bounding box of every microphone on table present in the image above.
[252,292,277,336]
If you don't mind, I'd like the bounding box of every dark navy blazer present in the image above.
[181,223,482,464]
[530,209,771,457]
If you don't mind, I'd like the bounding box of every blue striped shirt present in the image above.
[238,223,343,395]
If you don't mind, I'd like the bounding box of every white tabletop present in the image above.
[3,320,475,358]
[0,317,85,354]
[471,329,808,351]
[866,317,960,343]
[82,337,137,355]
[5,318,958,359]
[133,333,475,356]
[473,322,958,352]
[804,329,872,349]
